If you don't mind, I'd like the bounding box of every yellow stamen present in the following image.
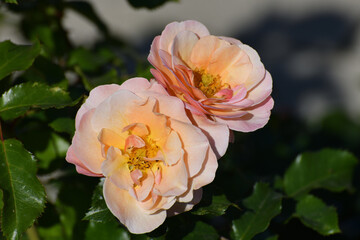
[126,136,160,172]
[193,68,222,98]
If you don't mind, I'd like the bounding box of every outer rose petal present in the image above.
[118,77,151,93]
[71,109,103,174]
[192,147,218,190]
[76,84,121,129]
[154,158,188,197]
[66,145,102,177]
[188,113,229,158]
[216,96,274,132]
[91,90,146,133]
[160,20,209,52]
[169,119,209,177]
[103,179,166,234]
[136,89,192,125]
[167,189,203,216]
[246,71,273,105]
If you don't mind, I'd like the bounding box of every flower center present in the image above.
[126,136,160,172]
[193,68,222,98]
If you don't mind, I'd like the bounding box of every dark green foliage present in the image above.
[191,194,238,217]
[0,139,46,240]
[84,178,116,223]
[231,183,282,240]
[0,82,76,120]
[0,41,40,81]
[284,149,358,199]
[295,194,340,235]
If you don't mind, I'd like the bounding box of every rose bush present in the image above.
[66,78,221,234]
[148,20,274,133]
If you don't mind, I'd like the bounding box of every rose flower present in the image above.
[148,20,274,133]
[66,78,219,234]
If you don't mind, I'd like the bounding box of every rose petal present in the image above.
[103,179,166,234]
[189,113,229,158]
[169,119,209,176]
[76,84,121,129]
[72,109,103,174]
[66,145,102,177]
[216,96,274,132]
[167,189,203,216]
[154,158,188,197]
[101,147,133,191]
[133,170,155,201]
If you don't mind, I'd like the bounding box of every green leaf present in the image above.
[49,118,75,136]
[0,139,46,240]
[192,194,238,216]
[231,182,282,240]
[5,0,18,3]
[284,149,358,199]
[83,178,115,223]
[0,40,40,81]
[85,221,130,240]
[183,222,218,240]
[295,194,340,235]
[127,0,178,9]
[0,82,75,120]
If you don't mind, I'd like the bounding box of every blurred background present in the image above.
[1,1,360,239]
[1,0,360,122]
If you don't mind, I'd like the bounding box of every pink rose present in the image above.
[66,78,220,234]
[148,20,274,133]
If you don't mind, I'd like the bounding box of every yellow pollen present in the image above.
[193,68,222,98]
[126,136,160,172]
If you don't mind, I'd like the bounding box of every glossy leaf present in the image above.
[192,194,238,216]
[85,221,130,240]
[83,178,115,223]
[0,82,75,120]
[49,118,75,136]
[183,221,219,240]
[231,182,282,240]
[295,194,340,235]
[0,139,46,240]
[0,40,40,81]
[5,0,18,3]
[284,149,358,199]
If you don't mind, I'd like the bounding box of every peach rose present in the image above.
[66,78,220,234]
[148,20,274,133]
